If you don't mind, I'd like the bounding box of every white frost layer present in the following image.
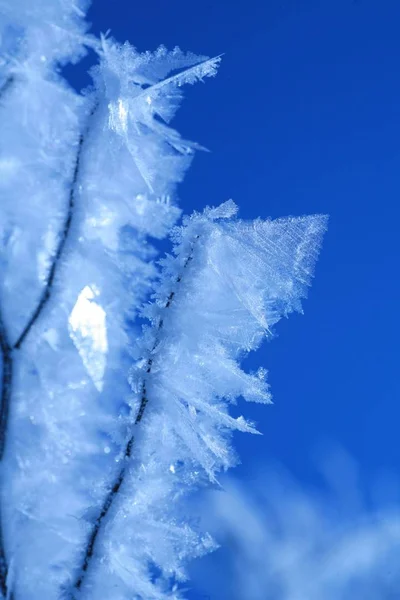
[0,25,220,600]
[0,0,91,67]
[83,203,327,599]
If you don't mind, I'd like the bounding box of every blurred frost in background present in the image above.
[192,445,400,600]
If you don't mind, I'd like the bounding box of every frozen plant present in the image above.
[0,1,327,599]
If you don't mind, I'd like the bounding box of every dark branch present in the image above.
[0,106,96,599]
[72,437,134,592]
[0,509,13,599]
[70,237,199,596]
[0,317,11,460]
[0,74,17,600]
[0,522,10,600]
[0,314,13,598]
[14,129,86,349]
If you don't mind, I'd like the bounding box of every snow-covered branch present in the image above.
[13,106,97,351]
[67,202,326,599]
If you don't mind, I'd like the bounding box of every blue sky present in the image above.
[74,0,400,596]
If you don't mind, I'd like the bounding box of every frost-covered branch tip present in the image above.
[131,201,327,477]
[97,41,221,192]
[69,230,202,595]
[67,202,327,599]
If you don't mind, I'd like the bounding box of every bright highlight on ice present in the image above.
[69,285,108,392]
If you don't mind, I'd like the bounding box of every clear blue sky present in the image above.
[72,0,400,596]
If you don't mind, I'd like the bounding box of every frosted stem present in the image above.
[14,109,94,349]
[71,437,134,594]
[0,108,94,599]
[0,316,12,460]
[0,314,12,597]
[70,238,199,595]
